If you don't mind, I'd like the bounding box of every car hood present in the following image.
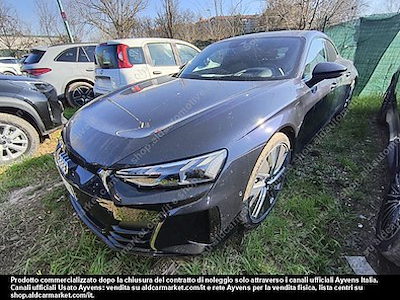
[65,76,291,168]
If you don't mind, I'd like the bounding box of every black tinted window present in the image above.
[127,47,145,64]
[24,50,45,64]
[78,46,95,62]
[56,47,78,62]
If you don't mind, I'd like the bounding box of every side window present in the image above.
[78,46,96,62]
[127,47,145,64]
[56,47,78,62]
[176,44,199,65]
[303,39,327,80]
[325,41,338,62]
[147,43,176,66]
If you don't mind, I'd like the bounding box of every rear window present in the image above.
[95,45,118,69]
[78,46,96,62]
[24,50,45,64]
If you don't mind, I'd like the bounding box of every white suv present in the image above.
[94,38,200,95]
[22,43,97,107]
[0,57,22,76]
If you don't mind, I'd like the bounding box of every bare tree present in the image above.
[199,0,252,41]
[262,0,362,31]
[385,0,400,13]
[0,0,24,51]
[156,0,178,38]
[35,0,99,43]
[72,0,149,39]
[155,0,197,41]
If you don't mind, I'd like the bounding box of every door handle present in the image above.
[153,71,162,75]
[86,68,94,72]
[345,71,351,78]
[331,82,338,90]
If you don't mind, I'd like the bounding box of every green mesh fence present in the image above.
[325,13,400,96]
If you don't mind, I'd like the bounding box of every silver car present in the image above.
[22,43,96,107]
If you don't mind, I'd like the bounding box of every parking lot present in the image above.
[1,1,400,284]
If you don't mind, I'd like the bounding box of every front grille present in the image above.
[70,184,157,251]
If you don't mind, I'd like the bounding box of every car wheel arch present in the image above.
[64,78,94,95]
[0,105,45,139]
[278,125,296,152]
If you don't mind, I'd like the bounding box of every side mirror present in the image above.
[306,62,347,87]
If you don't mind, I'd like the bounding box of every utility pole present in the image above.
[55,0,75,43]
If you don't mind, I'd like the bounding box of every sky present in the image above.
[2,0,394,35]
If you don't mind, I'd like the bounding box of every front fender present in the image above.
[0,96,46,135]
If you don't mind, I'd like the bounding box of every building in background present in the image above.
[0,35,63,57]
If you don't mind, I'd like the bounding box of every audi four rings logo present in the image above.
[56,150,71,176]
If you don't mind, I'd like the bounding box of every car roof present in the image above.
[31,43,97,51]
[103,38,198,48]
[0,57,17,60]
[216,30,327,43]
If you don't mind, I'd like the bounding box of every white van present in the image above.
[93,38,200,95]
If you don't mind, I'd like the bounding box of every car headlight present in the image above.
[10,80,53,93]
[115,149,227,188]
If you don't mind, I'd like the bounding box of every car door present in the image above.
[296,38,337,149]
[145,42,179,77]
[325,40,349,114]
[54,47,81,87]
[77,46,96,81]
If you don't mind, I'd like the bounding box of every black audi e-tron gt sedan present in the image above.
[55,31,358,255]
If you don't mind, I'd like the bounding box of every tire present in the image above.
[240,132,292,229]
[0,113,40,165]
[377,172,400,267]
[66,81,94,107]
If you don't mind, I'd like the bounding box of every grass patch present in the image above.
[0,155,57,199]
[64,107,78,120]
[0,95,387,275]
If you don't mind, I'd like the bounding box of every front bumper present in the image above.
[35,86,66,134]
[55,145,222,256]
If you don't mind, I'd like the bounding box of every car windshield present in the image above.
[179,36,304,81]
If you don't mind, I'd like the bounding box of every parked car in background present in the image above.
[0,75,65,164]
[94,38,200,96]
[0,57,22,76]
[57,31,357,255]
[22,43,97,107]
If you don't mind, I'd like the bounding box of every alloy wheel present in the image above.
[0,124,29,162]
[246,142,290,223]
[71,85,94,107]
